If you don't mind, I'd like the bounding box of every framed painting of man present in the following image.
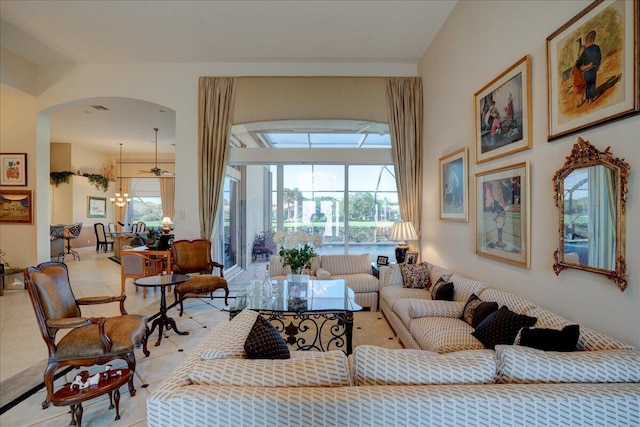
[475,162,530,268]
[547,0,639,141]
[474,55,532,164]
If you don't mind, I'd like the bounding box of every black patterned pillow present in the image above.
[472,306,537,350]
[519,324,580,352]
[462,294,499,328]
[399,262,431,289]
[244,315,290,359]
[430,277,454,301]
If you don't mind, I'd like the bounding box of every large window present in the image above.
[271,164,398,259]
[228,119,398,267]
[126,178,163,228]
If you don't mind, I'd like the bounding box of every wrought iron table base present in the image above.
[232,310,355,354]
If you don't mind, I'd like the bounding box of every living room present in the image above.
[1,0,639,425]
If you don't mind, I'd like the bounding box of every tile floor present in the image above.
[0,247,401,426]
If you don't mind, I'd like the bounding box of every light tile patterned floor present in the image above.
[0,248,400,426]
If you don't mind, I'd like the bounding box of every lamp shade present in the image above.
[391,221,418,242]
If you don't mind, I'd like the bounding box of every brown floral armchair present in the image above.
[24,262,150,409]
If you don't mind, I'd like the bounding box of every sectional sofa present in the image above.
[378,263,635,353]
[269,254,379,311]
[147,308,640,427]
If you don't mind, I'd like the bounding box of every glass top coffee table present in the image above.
[230,279,362,354]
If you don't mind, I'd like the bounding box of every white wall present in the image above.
[419,0,640,347]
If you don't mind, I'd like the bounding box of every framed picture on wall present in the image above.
[475,162,530,268]
[474,55,532,163]
[0,153,27,186]
[439,147,468,222]
[87,196,107,218]
[547,0,639,141]
[0,190,33,224]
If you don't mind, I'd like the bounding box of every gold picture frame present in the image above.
[439,147,468,222]
[546,0,639,141]
[474,55,532,163]
[475,162,530,268]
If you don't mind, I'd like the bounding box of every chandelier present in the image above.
[110,143,131,207]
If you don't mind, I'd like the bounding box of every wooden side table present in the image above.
[51,368,132,427]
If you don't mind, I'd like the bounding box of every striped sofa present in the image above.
[147,309,640,427]
[379,263,636,353]
[269,254,379,311]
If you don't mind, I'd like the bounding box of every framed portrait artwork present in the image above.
[87,196,107,218]
[0,153,27,186]
[439,147,468,221]
[474,55,532,163]
[405,252,418,265]
[376,256,389,266]
[547,0,639,141]
[0,190,33,224]
[475,162,530,268]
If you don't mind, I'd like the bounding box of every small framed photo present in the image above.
[474,55,532,163]
[0,190,33,224]
[87,196,107,218]
[406,252,418,265]
[376,256,389,266]
[439,147,468,222]
[475,162,530,268]
[546,0,639,141]
[0,153,27,186]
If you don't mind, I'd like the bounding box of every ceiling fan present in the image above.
[140,127,174,176]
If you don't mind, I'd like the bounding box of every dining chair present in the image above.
[94,223,114,253]
[24,262,149,409]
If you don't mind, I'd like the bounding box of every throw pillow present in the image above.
[472,306,537,350]
[399,262,431,289]
[462,293,499,328]
[316,267,331,280]
[519,324,580,352]
[244,315,290,359]
[431,277,454,301]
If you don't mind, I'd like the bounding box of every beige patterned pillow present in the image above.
[190,351,351,387]
[352,345,496,386]
[495,345,640,384]
[200,309,259,359]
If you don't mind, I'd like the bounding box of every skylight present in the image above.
[231,120,391,149]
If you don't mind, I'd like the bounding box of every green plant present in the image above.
[274,230,323,274]
[50,171,76,187]
[83,173,111,192]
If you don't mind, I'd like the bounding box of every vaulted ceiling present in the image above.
[0,1,456,154]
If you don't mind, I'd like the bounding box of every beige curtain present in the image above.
[198,76,237,240]
[115,178,131,229]
[386,77,423,252]
[159,177,175,220]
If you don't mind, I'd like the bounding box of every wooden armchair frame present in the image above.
[171,239,229,316]
[24,262,150,409]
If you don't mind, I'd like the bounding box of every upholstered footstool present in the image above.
[174,275,229,316]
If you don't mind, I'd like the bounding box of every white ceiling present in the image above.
[0,0,456,154]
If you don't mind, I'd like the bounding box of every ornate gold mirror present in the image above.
[553,138,630,290]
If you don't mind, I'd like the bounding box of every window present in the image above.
[125,178,163,228]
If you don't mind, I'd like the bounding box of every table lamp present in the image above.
[391,221,418,263]
[161,217,174,234]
